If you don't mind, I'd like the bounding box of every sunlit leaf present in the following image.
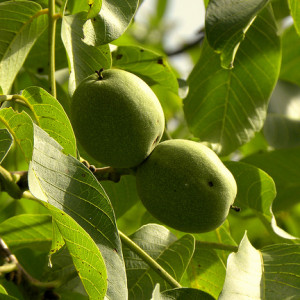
[220,233,300,299]
[151,283,214,300]
[226,161,297,241]
[280,25,300,86]
[28,124,127,299]
[0,129,13,164]
[0,108,33,162]
[87,0,102,19]
[184,6,281,155]
[123,224,195,300]
[82,0,139,46]
[112,45,178,93]
[185,244,226,299]
[61,12,111,95]
[21,86,77,157]
[0,1,47,94]
[242,148,300,212]
[205,0,268,68]
[0,214,52,251]
[289,0,300,35]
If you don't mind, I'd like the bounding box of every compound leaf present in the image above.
[206,0,269,68]
[112,45,178,94]
[184,6,281,155]
[0,1,47,94]
[61,12,111,95]
[0,108,33,162]
[21,86,77,157]
[289,0,300,35]
[82,0,138,46]
[0,214,52,251]
[28,124,127,299]
[123,224,195,300]
[0,129,13,164]
[219,233,300,299]
[225,161,297,241]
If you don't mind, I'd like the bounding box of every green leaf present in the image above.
[82,0,139,46]
[184,6,281,155]
[112,45,178,93]
[24,19,68,75]
[44,203,108,299]
[87,0,102,19]
[225,161,297,241]
[50,221,65,257]
[21,86,77,157]
[61,12,112,95]
[0,108,33,162]
[280,25,300,86]
[185,244,226,299]
[242,148,300,212]
[0,129,13,164]
[123,224,195,300]
[101,175,139,219]
[205,0,269,68]
[0,286,17,300]
[0,285,8,295]
[0,1,47,94]
[0,86,3,94]
[289,0,300,35]
[0,214,52,251]
[219,233,300,299]
[28,124,127,299]
[151,284,214,300]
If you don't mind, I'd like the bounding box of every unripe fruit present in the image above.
[71,69,165,168]
[136,139,237,233]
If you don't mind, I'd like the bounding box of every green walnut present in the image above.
[71,69,165,168]
[136,139,237,233]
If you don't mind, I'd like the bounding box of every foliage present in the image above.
[0,0,300,299]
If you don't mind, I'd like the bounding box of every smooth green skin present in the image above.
[71,69,165,168]
[136,139,237,233]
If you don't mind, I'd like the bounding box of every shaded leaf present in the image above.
[21,86,77,157]
[123,224,195,300]
[280,25,300,86]
[184,6,281,155]
[206,0,268,68]
[28,124,127,299]
[0,129,13,164]
[242,148,300,212]
[289,0,300,35]
[225,161,297,241]
[101,175,139,219]
[61,12,111,95]
[151,283,214,300]
[112,45,178,93]
[0,1,47,94]
[0,214,52,251]
[220,233,300,299]
[82,0,139,46]
[185,244,226,299]
[24,19,68,75]
[0,108,33,162]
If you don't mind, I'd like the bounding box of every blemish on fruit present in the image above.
[140,49,144,52]
[208,181,214,187]
[116,54,123,60]
[152,135,160,145]
[37,67,44,73]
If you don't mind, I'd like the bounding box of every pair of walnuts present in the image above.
[70,69,237,233]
